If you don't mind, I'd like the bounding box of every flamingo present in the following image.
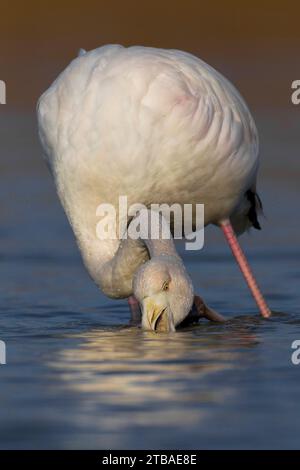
[37,45,271,332]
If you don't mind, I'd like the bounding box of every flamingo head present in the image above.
[133,256,194,332]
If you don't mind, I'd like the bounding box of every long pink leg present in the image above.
[128,295,141,325]
[220,219,271,318]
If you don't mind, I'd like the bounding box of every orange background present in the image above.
[0,0,299,109]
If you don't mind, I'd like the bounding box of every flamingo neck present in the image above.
[94,210,180,299]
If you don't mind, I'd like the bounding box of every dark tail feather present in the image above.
[246,189,262,230]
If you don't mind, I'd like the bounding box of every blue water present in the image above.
[0,112,299,449]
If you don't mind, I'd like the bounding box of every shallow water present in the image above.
[0,112,299,449]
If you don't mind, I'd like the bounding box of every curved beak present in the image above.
[142,294,175,332]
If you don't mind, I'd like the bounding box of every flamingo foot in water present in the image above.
[180,295,226,326]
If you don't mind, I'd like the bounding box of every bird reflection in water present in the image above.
[48,319,260,430]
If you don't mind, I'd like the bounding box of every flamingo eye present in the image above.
[162,281,169,291]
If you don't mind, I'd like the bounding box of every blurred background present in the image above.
[1,0,299,109]
[0,0,299,450]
